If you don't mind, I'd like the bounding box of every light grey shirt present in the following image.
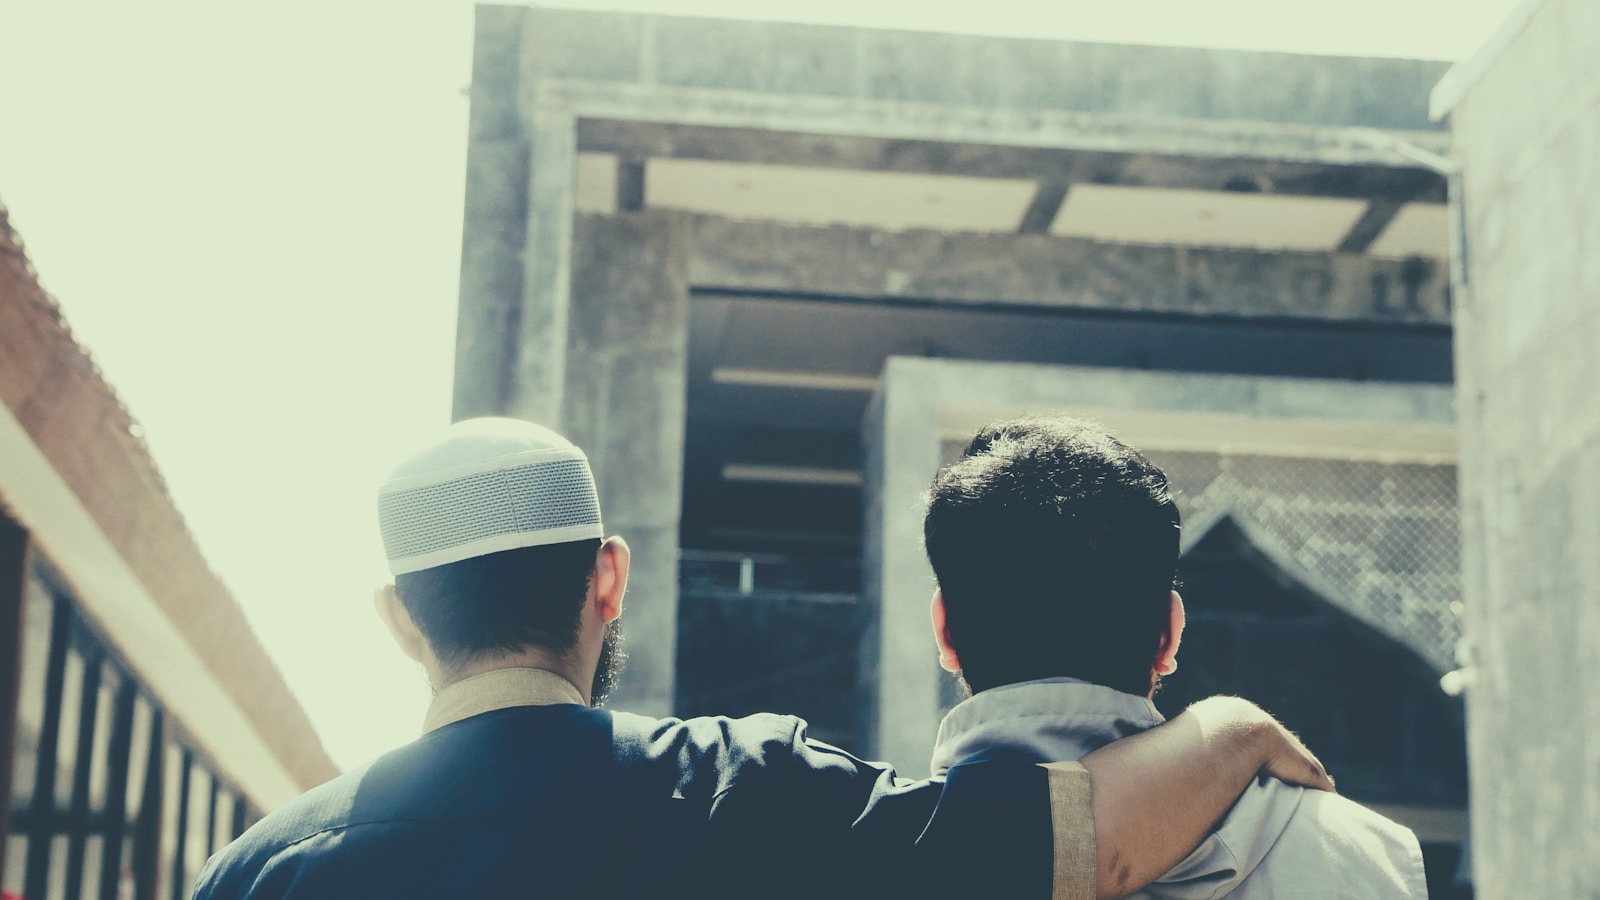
[932,678,1429,899]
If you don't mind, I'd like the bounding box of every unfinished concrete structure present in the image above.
[1432,2,1600,895]
[456,7,1469,893]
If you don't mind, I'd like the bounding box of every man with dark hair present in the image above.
[195,417,1336,900]
[925,415,1427,898]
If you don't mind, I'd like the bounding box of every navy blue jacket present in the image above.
[194,705,1062,899]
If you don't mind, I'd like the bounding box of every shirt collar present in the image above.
[930,677,1165,775]
[422,667,586,734]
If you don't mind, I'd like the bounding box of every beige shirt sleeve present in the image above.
[1042,761,1096,900]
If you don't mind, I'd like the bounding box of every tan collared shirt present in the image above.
[422,667,585,734]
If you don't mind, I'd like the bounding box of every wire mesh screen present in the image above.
[1152,451,1461,673]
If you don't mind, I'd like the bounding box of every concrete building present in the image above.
[455,7,1471,894]
[1432,2,1600,895]
[0,204,338,899]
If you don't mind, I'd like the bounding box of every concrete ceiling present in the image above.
[575,152,618,214]
[1050,184,1368,252]
[1368,203,1453,258]
[644,158,1038,233]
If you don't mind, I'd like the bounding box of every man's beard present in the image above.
[589,618,627,708]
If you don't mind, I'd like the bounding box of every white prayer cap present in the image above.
[377,417,604,575]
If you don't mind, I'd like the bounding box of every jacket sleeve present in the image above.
[704,715,1094,899]
[909,757,1095,900]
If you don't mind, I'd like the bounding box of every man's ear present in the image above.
[930,590,962,674]
[590,536,630,624]
[1154,590,1186,676]
[374,584,426,664]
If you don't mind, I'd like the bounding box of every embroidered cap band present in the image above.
[378,418,604,575]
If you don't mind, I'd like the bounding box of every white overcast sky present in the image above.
[1,0,1520,771]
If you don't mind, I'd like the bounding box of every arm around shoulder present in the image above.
[1076,696,1336,900]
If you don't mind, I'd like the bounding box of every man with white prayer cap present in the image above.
[193,417,1335,900]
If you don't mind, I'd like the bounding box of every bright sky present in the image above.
[0,0,1520,772]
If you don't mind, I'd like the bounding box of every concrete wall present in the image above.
[860,372,947,771]
[1443,1,1600,894]
[565,212,692,716]
[689,218,1452,326]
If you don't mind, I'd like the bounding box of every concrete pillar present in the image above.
[453,10,580,426]
[565,211,693,717]
[452,106,576,426]
[453,5,688,715]
[1440,2,1600,894]
[504,111,578,426]
[452,45,683,713]
[861,364,946,774]
[453,6,531,421]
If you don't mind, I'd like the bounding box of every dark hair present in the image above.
[394,539,601,666]
[922,416,1180,696]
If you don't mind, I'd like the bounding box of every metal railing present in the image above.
[4,565,259,900]
[677,550,859,602]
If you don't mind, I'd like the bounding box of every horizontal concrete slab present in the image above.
[544,79,1451,172]
[578,120,1449,204]
[686,216,1453,325]
[506,5,1450,131]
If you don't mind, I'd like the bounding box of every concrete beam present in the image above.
[616,159,646,212]
[550,80,1453,178]
[1337,198,1408,254]
[453,6,532,421]
[1016,182,1070,234]
[578,119,1448,204]
[514,6,1450,131]
[686,216,1452,325]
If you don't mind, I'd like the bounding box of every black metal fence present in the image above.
[4,563,259,900]
[677,550,859,601]
[675,551,862,750]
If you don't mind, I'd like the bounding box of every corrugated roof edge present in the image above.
[0,200,341,794]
